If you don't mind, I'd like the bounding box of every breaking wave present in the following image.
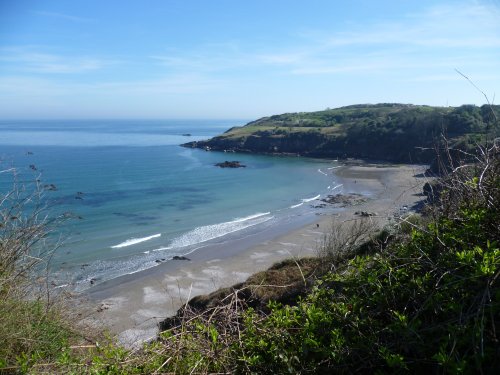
[111,233,161,248]
[153,212,273,251]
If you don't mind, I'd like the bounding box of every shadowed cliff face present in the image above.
[184,131,327,156]
[241,131,328,154]
[186,133,433,162]
[183,103,499,165]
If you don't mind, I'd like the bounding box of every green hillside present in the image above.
[184,103,499,164]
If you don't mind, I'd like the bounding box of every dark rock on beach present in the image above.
[320,193,367,207]
[172,256,191,261]
[355,211,378,217]
[214,161,246,168]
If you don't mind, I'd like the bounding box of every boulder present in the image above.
[214,161,246,168]
[173,255,191,261]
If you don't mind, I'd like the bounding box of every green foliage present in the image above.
[0,297,76,374]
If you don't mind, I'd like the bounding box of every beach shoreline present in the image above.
[82,162,430,347]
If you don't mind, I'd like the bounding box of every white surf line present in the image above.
[331,184,343,191]
[317,168,328,176]
[233,212,270,223]
[302,194,321,203]
[289,194,321,208]
[151,213,274,252]
[111,233,161,249]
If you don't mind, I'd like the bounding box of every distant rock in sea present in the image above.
[214,161,246,168]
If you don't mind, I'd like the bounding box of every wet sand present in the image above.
[82,163,430,347]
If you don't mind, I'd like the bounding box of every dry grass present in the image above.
[0,167,94,372]
[318,217,379,263]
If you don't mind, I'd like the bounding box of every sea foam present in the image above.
[331,184,343,191]
[111,233,162,248]
[290,194,321,208]
[301,194,320,203]
[153,212,272,251]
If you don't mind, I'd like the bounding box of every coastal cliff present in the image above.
[183,103,499,165]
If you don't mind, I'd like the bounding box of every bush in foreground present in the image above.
[0,169,77,373]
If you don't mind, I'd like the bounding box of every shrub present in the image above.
[0,167,77,373]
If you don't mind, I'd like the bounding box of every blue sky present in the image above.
[0,0,499,119]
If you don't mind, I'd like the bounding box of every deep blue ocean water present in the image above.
[0,120,340,290]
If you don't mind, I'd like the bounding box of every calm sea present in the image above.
[0,120,340,290]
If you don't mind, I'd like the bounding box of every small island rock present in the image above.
[214,161,246,168]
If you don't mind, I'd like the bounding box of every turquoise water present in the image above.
[0,120,339,290]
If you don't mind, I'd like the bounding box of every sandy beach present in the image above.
[83,162,430,347]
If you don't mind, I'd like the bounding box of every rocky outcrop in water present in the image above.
[214,161,246,168]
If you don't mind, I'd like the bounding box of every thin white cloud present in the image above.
[255,52,306,65]
[0,47,110,74]
[286,51,500,76]
[0,73,226,99]
[325,3,500,48]
[406,73,500,83]
[150,55,206,70]
[147,2,500,80]
[253,2,500,76]
[291,61,393,75]
[150,50,252,72]
[0,76,69,96]
[93,74,226,95]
